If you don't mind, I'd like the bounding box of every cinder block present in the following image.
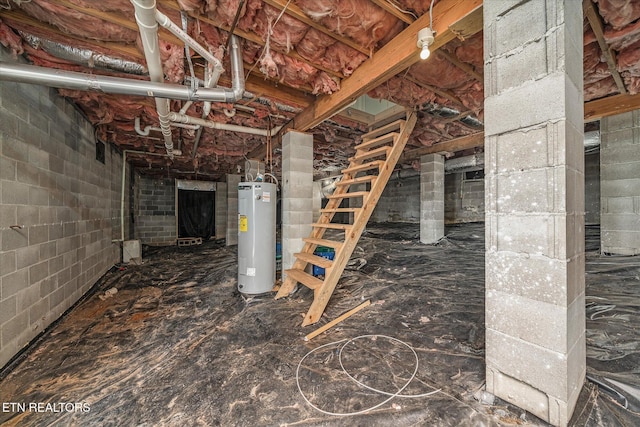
[17,283,40,312]
[2,228,28,251]
[491,0,547,57]
[486,328,571,402]
[0,205,17,228]
[2,181,30,205]
[0,156,16,181]
[29,261,48,285]
[28,225,49,246]
[485,74,572,137]
[0,295,17,324]
[0,250,16,277]
[496,37,547,93]
[486,290,584,353]
[15,245,40,270]
[1,310,28,346]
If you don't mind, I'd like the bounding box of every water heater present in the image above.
[237,182,276,294]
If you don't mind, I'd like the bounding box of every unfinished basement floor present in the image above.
[0,223,639,426]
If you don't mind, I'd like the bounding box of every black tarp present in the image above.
[177,189,215,239]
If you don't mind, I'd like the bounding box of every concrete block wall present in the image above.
[134,176,176,245]
[600,111,640,254]
[215,182,228,239]
[0,45,121,368]
[445,174,484,223]
[585,152,600,225]
[371,175,420,222]
[226,174,241,246]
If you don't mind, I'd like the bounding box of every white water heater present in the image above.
[237,182,276,294]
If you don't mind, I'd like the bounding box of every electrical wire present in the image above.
[429,0,435,29]
[385,0,418,20]
[296,335,441,417]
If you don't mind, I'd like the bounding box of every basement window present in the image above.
[96,140,105,164]
[465,170,483,180]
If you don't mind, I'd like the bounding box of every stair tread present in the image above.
[342,160,384,174]
[285,268,323,290]
[303,237,344,249]
[320,207,359,213]
[294,252,334,269]
[327,191,368,199]
[312,222,352,230]
[336,175,377,186]
[362,119,405,140]
[355,133,397,151]
[350,146,391,162]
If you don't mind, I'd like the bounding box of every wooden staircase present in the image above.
[275,111,418,326]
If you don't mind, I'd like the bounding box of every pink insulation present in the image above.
[295,0,404,50]
[0,18,23,58]
[595,0,640,29]
[19,0,138,43]
[604,19,640,50]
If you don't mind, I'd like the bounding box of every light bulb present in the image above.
[420,45,430,60]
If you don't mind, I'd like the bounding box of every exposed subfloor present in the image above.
[0,223,639,426]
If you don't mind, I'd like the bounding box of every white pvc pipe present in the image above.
[168,112,282,137]
[132,0,174,157]
[155,9,224,85]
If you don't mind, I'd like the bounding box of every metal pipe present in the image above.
[0,62,245,102]
[131,0,174,157]
[168,112,282,137]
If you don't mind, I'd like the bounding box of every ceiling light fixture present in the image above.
[417,27,435,60]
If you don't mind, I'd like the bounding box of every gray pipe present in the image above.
[132,0,174,157]
[0,62,245,102]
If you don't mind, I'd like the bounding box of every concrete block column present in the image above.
[420,154,444,243]
[600,111,640,255]
[484,1,585,426]
[282,131,313,278]
[215,182,228,239]
[226,174,241,246]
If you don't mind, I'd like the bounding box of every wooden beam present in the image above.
[303,300,371,341]
[583,0,627,94]
[584,92,640,122]
[448,4,483,41]
[55,0,183,47]
[399,131,484,163]
[404,75,465,108]
[436,49,482,82]
[263,0,370,56]
[370,0,414,24]
[288,0,483,133]
[336,107,375,125]
[158,0,344,80]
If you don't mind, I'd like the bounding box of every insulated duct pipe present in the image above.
[132,0,174,157]
[21,33,147,75]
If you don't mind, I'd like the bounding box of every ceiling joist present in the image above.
[287,0,483,134]
[583,0,627,95]
[369,0,415,24]
[262,0,371,56]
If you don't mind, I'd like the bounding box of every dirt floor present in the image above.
[0,222,639,426]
